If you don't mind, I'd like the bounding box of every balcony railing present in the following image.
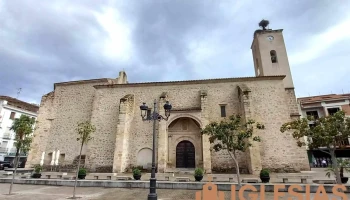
[337,138,350,146]
[0,147,17,154]
[1,133,12,139]
[306,137,350,148]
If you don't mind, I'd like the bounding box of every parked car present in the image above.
[0,161,11,169]
[3,156,27,168]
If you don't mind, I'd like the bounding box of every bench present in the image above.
[5,168,34,174]
[0,171,13,176]
[277,175,312,184]
[161,176,170,181]
[20,173,32,179]
[212,176,234,182]
[42,172,67,179]
[313,179,337,184]
[62,175,76,180]
[242,178,259,183]
[175,177,191,182]
[87,173,117,180]
[156,174,170,181]
[115,176,132,180]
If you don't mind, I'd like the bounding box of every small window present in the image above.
[270,50,277,63]
[147,109,152,119]
[327,108,340,116]
[306,111,319,119]
[10,112,15,120]
[220,105,226,117]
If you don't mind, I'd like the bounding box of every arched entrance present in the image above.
[176,140,195,168]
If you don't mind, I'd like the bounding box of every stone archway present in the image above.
[176,140,195,168]
[167,117,202,169]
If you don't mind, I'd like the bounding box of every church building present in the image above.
[26,28,310,174]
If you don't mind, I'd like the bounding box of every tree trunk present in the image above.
[72,143,84,198]
[329,148,341,184]
[228,150,241,186]
[9,148,21,195]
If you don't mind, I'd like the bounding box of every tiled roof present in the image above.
[298,93,350,104]
[0,96,39,113]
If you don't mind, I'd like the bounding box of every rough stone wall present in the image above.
[211,150,247,173]
[285,88,300,115]
[86,88,119,171]
[42,81,109,165]
[92,79,295,172]
[31,76,309,173]
[26,92,55,167]
[248,81,310,172]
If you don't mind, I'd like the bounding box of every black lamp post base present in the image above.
[147,193,157,200]
[148,177,157,200]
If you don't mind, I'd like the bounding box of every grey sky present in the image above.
[1,0,350,104]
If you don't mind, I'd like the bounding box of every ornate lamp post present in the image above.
[140,99,172,200]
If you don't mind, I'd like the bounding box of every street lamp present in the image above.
[140,99,172,200]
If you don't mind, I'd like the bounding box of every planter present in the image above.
[32,173,41,178]
[78,174,86,179]
[194,175,203,182]
[260,176,270,183]
[133,174,142,180]
[341,177,348,184]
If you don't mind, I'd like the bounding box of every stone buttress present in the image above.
[113,94,134,172]
[238,85,262,175]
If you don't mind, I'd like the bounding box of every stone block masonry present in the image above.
[27,74,309,174]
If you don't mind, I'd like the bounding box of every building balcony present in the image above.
[1,133,13,140]
[0,147,17,154]
[305,137,350,149]
[337,138,350,146]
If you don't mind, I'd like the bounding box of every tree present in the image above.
[258,19,269,30]
[201,115,264,186]
[71,121,95,199]
[325,158,350,180]
[280,110,350,184]
[9,115,35,194]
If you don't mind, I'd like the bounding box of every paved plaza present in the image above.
[0,183,349,200]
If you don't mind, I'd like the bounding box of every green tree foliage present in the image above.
[9,115,36,194]
[72,121,96,199]
[201,115,264,185]
[280,110,350,184]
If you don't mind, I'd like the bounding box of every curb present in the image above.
[0,178,349,193]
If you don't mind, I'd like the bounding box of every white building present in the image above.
[0,96,39,161]
[297,93,350,166]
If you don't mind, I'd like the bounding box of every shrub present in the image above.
[260,168,270,177]
[34,165,42,173]
[78,168,87,175]
[133,168,141,176]
[194,168,204,176]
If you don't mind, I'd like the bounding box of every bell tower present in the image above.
[251,27,294,89]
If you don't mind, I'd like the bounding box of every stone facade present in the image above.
[26,28,310,174]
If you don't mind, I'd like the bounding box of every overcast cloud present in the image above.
[1,0,350,104]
